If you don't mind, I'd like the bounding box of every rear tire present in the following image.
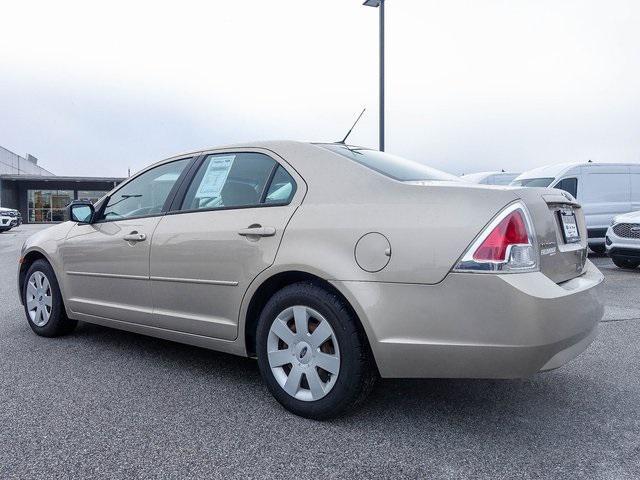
[589,244,606,255]
[256,282,377,420]
[611,257,640,270]
[23,259,77,337]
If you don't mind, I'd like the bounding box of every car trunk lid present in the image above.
[516,188,589,284]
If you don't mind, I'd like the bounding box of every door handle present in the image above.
[238,226,276,237]
[123,232,147,242]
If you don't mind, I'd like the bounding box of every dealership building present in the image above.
[0,145,124,223]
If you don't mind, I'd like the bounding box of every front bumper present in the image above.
[333,260,604,378]
[605,226,640,260]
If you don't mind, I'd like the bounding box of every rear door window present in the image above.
[180,153,298,211]
[181,153,276,211]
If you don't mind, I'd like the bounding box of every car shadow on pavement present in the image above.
[72,321,261,378]
[70,321,607,430]
[365,376,574,419]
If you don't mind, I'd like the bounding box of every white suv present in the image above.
[0,207,20,232]
[606,210,640,269]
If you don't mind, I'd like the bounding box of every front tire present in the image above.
[23,259,77,337]
[256,282,376,420]
[589,244,606,255]
[611,257,640,270]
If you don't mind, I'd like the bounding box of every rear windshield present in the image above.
[320,144,459,182]
[510,177,554,187]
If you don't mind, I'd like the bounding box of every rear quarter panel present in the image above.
[275,183,520,284]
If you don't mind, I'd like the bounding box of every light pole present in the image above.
[363,0,385,151]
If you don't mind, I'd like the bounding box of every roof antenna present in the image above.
[337,108,366,145]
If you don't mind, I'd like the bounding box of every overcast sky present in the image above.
[1,0,639,177]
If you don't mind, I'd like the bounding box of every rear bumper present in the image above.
[333,260,604,378]
[538,326,599,371]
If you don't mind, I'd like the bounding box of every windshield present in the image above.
[510,177,554,187]
[320,144,459,182]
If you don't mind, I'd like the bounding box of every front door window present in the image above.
[100,159,190,221]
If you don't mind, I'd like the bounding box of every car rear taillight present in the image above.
[454,202,538,273]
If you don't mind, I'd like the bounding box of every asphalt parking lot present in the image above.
[1,225,639,480]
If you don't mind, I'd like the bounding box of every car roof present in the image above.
[163,140,328,160]
[134,140,386,186]
[131,141,317,175]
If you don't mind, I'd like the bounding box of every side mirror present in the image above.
[68,201,95,224]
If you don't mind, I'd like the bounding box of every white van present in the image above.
[460,171,521,186]
[512,162,640,253]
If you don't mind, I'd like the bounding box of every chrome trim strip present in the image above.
[66,271,238,286]
[67,297,153,315]
[153,308,237,325]
[66,271,148,281]
[150,276,239,286]
[70,311,237,345]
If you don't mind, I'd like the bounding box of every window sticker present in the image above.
[195,155,236,200]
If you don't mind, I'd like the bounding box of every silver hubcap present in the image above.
[267,306,340,402]
[26,271,52,327]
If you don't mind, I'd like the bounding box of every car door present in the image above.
[149,150,305,340]
[61,157,193,324]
